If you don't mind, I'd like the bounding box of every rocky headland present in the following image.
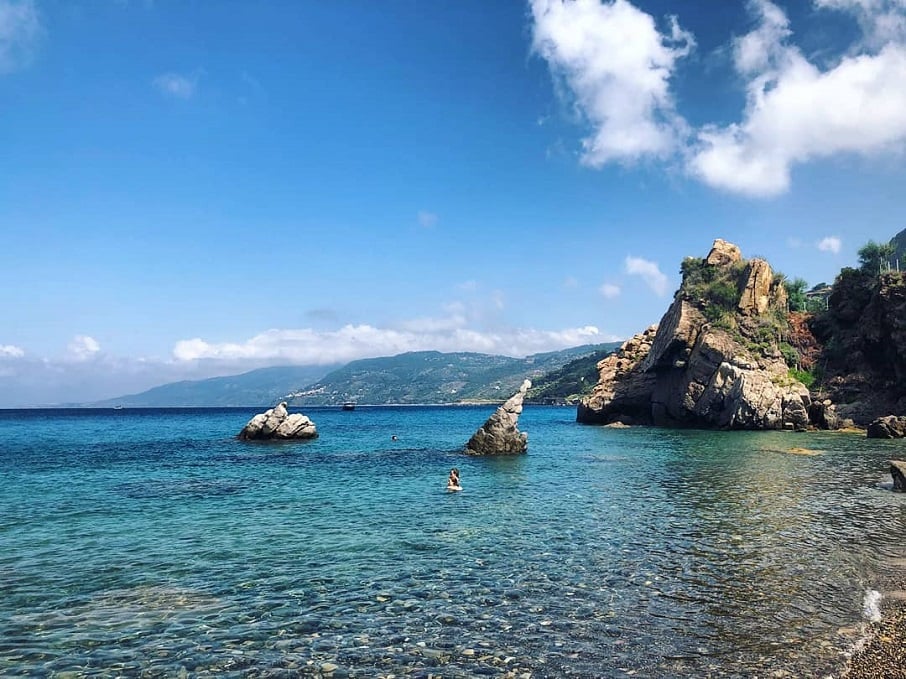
[238,402,318,440]
[578,239,835,430]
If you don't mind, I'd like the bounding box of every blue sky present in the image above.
[1,0,905,406]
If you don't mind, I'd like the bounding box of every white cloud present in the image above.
[172,322,617,364]
[0,0,40,74]
[67,335,101,361]
[530,0,693,166]
[817,236,842,253]
[491,290,506,310]
[689,0,906,196]
[417,210,438,228]
[816,0,906,47]
[532,0,906,197]
[625,256,669,296]
[0,344,24,358]
[599,282,621,298]
[153,72,197,99]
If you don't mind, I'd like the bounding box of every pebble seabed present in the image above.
[843,601,906,679]
[2,408,906,677]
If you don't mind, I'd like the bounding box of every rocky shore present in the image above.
[842,600,906,678]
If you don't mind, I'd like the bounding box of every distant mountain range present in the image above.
[92,344,619,408]
[92,365,339,408]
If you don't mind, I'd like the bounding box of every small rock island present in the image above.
[238,402,318,440]
[466,379,530,455]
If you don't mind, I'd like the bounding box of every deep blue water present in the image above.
[1,406,905,678]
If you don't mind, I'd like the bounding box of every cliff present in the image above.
[578,239,825,430]
[810,268,906,423]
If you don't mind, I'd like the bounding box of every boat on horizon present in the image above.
[341,401,356,411]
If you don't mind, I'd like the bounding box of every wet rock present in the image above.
[466,380,530,455]
[867,415,906,439]
[890,460,906,491]
[238,402,318,440]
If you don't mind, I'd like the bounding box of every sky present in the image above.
[1,0,905,406]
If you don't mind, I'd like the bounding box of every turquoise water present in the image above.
[1,406,905,678]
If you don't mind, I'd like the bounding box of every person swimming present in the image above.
[447,467,462,491]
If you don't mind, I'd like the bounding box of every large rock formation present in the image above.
[466,379,530,455]
[867,416,906,439]
[238,402,318,440]
[578,240,822,430]
[810,268,906,424]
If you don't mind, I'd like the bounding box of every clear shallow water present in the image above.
[1,406,905,678]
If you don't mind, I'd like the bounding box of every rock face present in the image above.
[579,240,823,431]
[466,380,530,455]
[867,416,906,439]
[238,402,318,440]
[810,269,906,424]
[890,460,906,491]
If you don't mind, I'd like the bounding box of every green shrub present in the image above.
[789,368,815,388]
[779,343,799,367]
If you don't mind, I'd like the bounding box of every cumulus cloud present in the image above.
[816,0,906,47]
[688,0,906,196]
[0,0,40,73]
[818,235,843,253]
[172,322,616,364]
[599,282,621,298]
[625,256,669,296]
[532,0,906,197]
[0,344,24,358]
[67,335,101,361]
[153,72,197,98]
[530,0,693,166]
[417,210,439,228]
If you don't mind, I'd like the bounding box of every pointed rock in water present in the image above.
[465,379,530,455]
[890,461,906,491]
[238,402,318,440]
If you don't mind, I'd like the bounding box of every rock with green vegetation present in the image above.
[466,380,530,455]
[579,239,825,431]
[810,266,906,424]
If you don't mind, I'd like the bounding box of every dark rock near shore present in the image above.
[466,380,530,455]
[810,267,906,425]
[891,461,906,491]
[238,402,318,440]
[868,416,906,439]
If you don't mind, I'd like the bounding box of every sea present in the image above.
[1,405,904,678]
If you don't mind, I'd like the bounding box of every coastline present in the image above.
[842,599,906,678]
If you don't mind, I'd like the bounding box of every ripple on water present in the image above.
[0,410,903,676]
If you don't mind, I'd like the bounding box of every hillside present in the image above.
[286,345,617,406]
[92,365,339,408]
[526,345,619,404]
